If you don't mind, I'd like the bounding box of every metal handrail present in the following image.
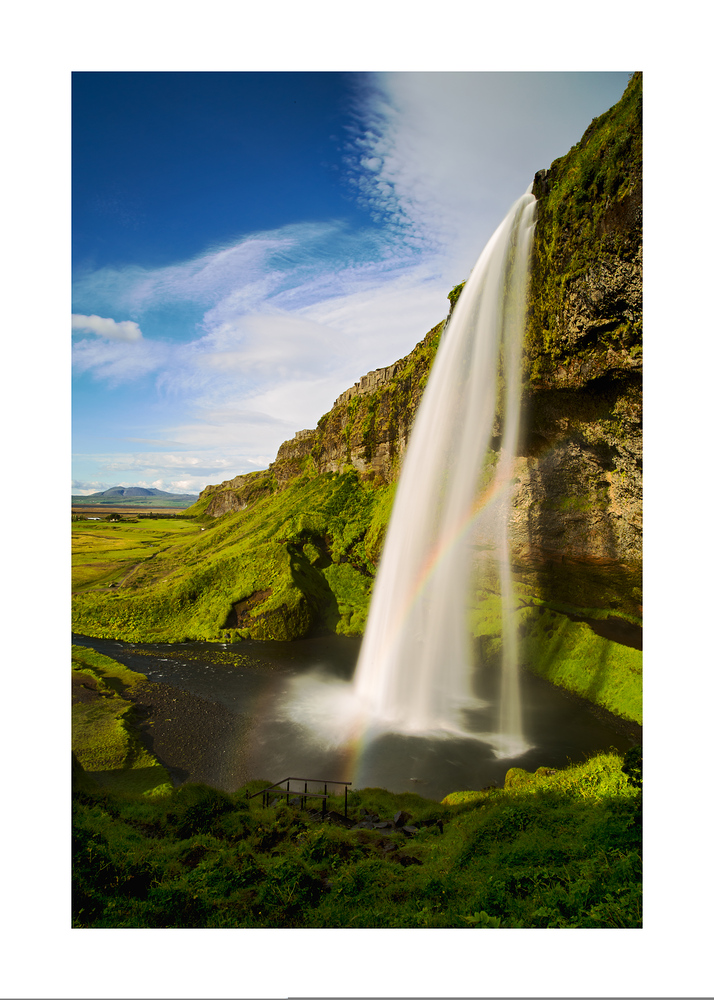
[248,776,352,817]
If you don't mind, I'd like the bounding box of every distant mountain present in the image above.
[72,487,199,508]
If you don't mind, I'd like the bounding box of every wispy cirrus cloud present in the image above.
[72,335,171,384]
[72,220,449,408]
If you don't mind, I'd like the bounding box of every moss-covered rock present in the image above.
[504,768,534,789]
[71,646,173,795]
[511,72,642,618]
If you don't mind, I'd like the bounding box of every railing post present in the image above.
[344,785,348,818]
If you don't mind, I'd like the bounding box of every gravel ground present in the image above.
[127,680,254,792]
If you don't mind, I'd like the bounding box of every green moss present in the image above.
[72,646,172,796]
[446,752,634,806]
[468,585,641,723]
[503,767,533,789]
[447,281,466,311]
[322,562,373,635]
[517,606,642,724]
[525,72,642,382]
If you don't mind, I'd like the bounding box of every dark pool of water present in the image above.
[73,632,640,802]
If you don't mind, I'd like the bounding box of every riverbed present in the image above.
[73,632,640,802]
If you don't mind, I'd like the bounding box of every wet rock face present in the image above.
[513,74,642,613]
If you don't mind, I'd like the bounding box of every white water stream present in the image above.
[286,191,536,758]
[351,191,536,754]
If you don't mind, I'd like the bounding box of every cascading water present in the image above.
[350,190,537,755]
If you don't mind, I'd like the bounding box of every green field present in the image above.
[72,517,205,593]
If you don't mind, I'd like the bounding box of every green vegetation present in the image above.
[470,586,642,725]
[517,605,642,724]
[73,751,641,928]
[447,280,466,311]
[73,470,394,643]
[72,645,172,796]
[72,517,201,592]
[525,72,642,381]
[72,483,641,722]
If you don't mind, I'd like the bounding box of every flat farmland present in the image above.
[72,518,204,593]
[72,507,192,517]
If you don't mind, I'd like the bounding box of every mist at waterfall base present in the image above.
[73,632,637,802]
[284,191,539,776]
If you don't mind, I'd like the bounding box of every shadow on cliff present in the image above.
[519,399,639,619]
[287,542,342,634]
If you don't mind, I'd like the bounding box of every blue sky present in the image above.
[72,71,633,495]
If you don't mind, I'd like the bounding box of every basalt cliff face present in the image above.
[199,75,642,619]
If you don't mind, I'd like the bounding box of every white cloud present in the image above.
[197,312,343,379]
[72,336,170,384]
[101,452,212,472]
[71,313,143,341]
[346,72,632,284]
[71,479,113,495]
[72,222,349,319]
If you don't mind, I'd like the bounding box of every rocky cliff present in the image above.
[200,75,642,623]
[199,313,449,516]
[516,72,642,617]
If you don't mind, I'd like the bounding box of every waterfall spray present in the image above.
[351,191,536,754]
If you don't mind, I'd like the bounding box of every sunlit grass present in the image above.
[72,646,172,796]
[72,471,391,643]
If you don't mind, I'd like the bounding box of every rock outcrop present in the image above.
[515,72,642,615]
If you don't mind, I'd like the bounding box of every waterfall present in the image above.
[351,191,536,753]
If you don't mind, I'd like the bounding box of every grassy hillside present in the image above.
[73,470,393,643]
